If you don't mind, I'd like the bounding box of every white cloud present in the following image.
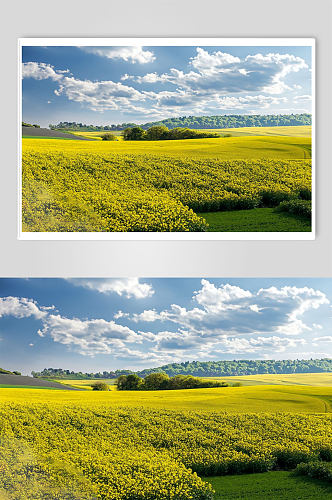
[22,62,65,81]
[68,278,154,299]
[133,50,308,98]
[132,309,161,322]
[315,336,332,343]
[0,296,47,320]
[190,48,241,74]
[114,310,129,320]
[294,94,312,102]
[38,314,139,356]
[54,76,145,112]
[0,280,326,362]
[82,46,155,64]
[126,282,329,346]
[258,286,329,336]
[22,47,311,116]
[194,279,252,313]
[134,72,164,84]
[249,304,263,313]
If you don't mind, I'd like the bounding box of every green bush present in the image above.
[273,448,315,469]
[293,461,332,482]
[276,199,311,219]
[298,187,312,200]
[101,133,117,141]
[91,382,110,391]
[259,189,294,207]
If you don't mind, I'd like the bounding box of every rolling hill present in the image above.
[0,373,80,390]
[22,126,93,140]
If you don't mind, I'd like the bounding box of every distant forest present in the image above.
[33,358,331,380]
[49,113,312,132]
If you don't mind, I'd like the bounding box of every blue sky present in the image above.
[22,44,312,127]
[0,278,330,375]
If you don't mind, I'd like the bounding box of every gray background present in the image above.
[0,0,331,277]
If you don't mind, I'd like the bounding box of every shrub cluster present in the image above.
[122,125,220,141]
[275,199,311,219]
[101,133,117,141]
[294,461,332,482]
[91,382,110,391]
[116,373,228,391]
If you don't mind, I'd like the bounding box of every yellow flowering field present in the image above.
[22,140,311,232]
[0,401,331,500]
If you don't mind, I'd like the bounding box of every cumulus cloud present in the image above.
[127,281,330,342]
[132,309,161,322]
[53,76,145,112]
[82,46,155,64]
[68,278,154,299]
[38,314,139,356]
[22,47,310,116]
[132,49,308,96]
[194,280,252,313]
[0,296,47,320]
[22,62,65,81]
[0,281,327,362]
[190,48,241,73]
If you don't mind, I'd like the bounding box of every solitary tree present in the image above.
[91,382,110,391]
[101,133,117,141]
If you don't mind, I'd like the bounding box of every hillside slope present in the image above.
[0,373,80,390]
[22,127,93,140]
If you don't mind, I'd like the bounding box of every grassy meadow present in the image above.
[0,373,331,499]
[22,125,312,233]
[206,471,332,499]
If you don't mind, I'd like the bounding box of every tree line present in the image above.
[49,113,312,132]
[122,125,220,141]
[32,358,332,380]
[116,373,229,391]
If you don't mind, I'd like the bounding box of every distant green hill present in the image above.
[33,358,331,380]
[49,113,312,132]
[0,367,21,375]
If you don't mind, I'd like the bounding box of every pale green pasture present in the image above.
[206,372,332,387]
[201,125,312,137]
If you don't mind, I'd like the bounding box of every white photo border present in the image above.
[18,37,316,241]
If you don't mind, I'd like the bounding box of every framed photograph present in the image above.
[0,277,331,498]
[18,38,315,240]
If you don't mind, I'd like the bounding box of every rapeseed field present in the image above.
[22,137,311,232]
[0,400,331,499]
